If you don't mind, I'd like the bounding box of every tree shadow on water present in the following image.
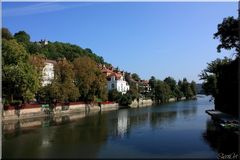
[202,119,239,154]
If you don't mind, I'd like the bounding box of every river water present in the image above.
[2,95,238,159]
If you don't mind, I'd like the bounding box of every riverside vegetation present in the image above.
[2,28,197,107]
[199,16,239,118]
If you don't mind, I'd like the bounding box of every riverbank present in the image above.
[2,96,196,122]
[2,102,119,122]
[2,96,197,133]
[129,96,196,108]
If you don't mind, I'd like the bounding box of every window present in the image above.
[112,83,114,89]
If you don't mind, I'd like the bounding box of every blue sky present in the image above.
[2,2,238,83]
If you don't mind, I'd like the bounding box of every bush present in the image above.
[118,93,133,106]
[108,89,121,102]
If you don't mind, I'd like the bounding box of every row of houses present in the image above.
[41,60,131,94]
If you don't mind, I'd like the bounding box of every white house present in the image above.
[42,60,56,86]
[107,73,130,94]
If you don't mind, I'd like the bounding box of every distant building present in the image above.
[139,80,151,94]
[100,64,130,94]
[39,39,49,45]
[42,59,56,86]
[107,73,130,94]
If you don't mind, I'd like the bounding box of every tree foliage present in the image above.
[200,15,239,117]
[73,56,107,102]
[190,81,197,96]
[2,39,40,103]
[2,39,28,65]
[108,89,121,102]
[118,93,133,106]
[132,73,141,82]
[149,76,196,103]
[14,31,31,48]
[2,28,13,40]
[27,41,108,64]
[48,59,80,102]
[154,80,172,103]
[199,57,231,97]
[178,78,194,99]
[164,76,176,91]
[214,16,239,55]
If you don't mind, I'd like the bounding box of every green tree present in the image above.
[190,81,197,96]
[127,85,139,101]
[185,85,193,99]
[154,80,172,103]
[199,15,239,117]
[214,16,239,55]
[123,72,140,100]
[164,76,177,97]
[149,76,156,89]
[28,42,43,54]
[108,89,121,102]
[2,39,40,103]
[132,73,141,82]
[118,93,133,106]
[199,57,231,97]
[124,72,132,84]
[179,78,194,99]
[73,56,107,102]
[2,39,28,65]
[164,77,176,90]
[29,54,46,75]
[149,76,157,100]
[173,86,184,100]
[14,31,31,47]
[48,59,80,102]
[2,28,13,40]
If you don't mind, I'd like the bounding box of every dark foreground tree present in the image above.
[200,16,239,117]
[214,16,239,55]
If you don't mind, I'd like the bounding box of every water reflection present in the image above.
[3,112,109,158]
[129,109,149,128]
[117,109,129,138]
[202,119,239,154]
[178,107,197,118]
[3,96,232,159]
[150,111,177,129]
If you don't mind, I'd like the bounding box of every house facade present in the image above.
[107,73,130,94]
[139,80,151,94]
[100,64,130,94]
[42,60,56,86]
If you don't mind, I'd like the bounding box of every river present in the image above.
[2,95,238,159]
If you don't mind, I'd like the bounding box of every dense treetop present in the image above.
[213,16,239,55]
[2,27,111,66]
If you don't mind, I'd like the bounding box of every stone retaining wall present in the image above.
[101,103,119,111]
[19,107,42,115]
[181,97,186,100]
[169,98,177,102]
[130,99,153,108]
[3,102,119,121]
[2,107,45,121]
